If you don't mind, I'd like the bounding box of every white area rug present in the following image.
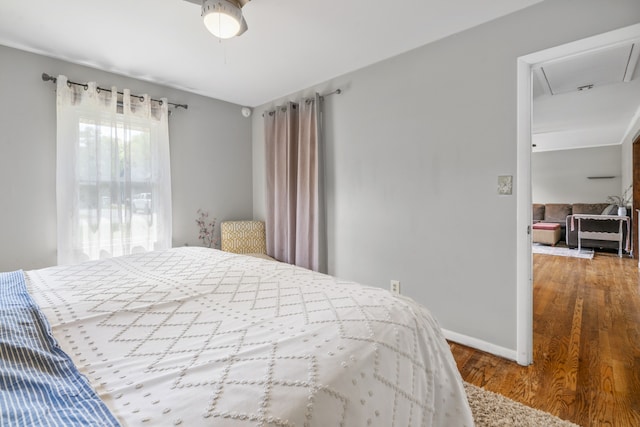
[465,383,579,427]
[532,244,594,259]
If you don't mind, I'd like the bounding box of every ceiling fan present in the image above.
[183,0,251,39]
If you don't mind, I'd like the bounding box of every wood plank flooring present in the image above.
[450,252,640,427]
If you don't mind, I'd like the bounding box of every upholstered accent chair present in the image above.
[220,220,275,261]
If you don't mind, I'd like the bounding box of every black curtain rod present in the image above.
[262,89,342,117]
[321,89,342,97]
[41,73,188,110]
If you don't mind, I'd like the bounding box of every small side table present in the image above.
[572,214,630,257]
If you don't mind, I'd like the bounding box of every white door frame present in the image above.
[516,23,640,366]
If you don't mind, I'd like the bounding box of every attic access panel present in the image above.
[536,43,638,95]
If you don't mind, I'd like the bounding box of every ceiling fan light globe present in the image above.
[204,13,240,38]
[202,0,243,39]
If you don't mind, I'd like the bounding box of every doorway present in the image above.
[634,135,640,255]
[516,23,640,366]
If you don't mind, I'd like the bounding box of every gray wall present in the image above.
[622,113,640,196]
[532,146,622,204]
[0,45,253,272]
[252,0,640,352]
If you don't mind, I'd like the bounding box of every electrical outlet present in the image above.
[390,280,401,295]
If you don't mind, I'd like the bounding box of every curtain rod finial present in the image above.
[41,73,56,83]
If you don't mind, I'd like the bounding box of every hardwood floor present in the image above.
[450,252,640,427]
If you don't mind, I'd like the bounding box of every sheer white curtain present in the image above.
[56,76,172,265]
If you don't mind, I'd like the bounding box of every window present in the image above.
[56,77,172,265]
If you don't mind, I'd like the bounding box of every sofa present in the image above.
[533,203,631,252]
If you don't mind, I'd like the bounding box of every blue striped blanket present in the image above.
[0,271,119,426]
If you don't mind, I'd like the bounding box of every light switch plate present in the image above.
[498,175,513,195]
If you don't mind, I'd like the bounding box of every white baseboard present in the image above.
[442,328,518,362]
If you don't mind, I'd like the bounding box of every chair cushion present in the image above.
[532,222,560,230]
[246,253,277,261]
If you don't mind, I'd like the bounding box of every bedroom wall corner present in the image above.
[251,111,266,221]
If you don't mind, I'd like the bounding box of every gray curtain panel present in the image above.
[264,95,321,271]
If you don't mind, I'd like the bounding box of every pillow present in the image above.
[601,204,617,215]
[544,204,572,222]
[532,204,545,221]
[572,203,609,215]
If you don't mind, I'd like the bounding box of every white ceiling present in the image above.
[0,0,541,107]
[2,0,636,153]
[532,42,640,152]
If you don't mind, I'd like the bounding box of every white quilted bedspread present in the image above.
[26,247,473,426]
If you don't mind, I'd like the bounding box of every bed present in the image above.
[3,247,473,426]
